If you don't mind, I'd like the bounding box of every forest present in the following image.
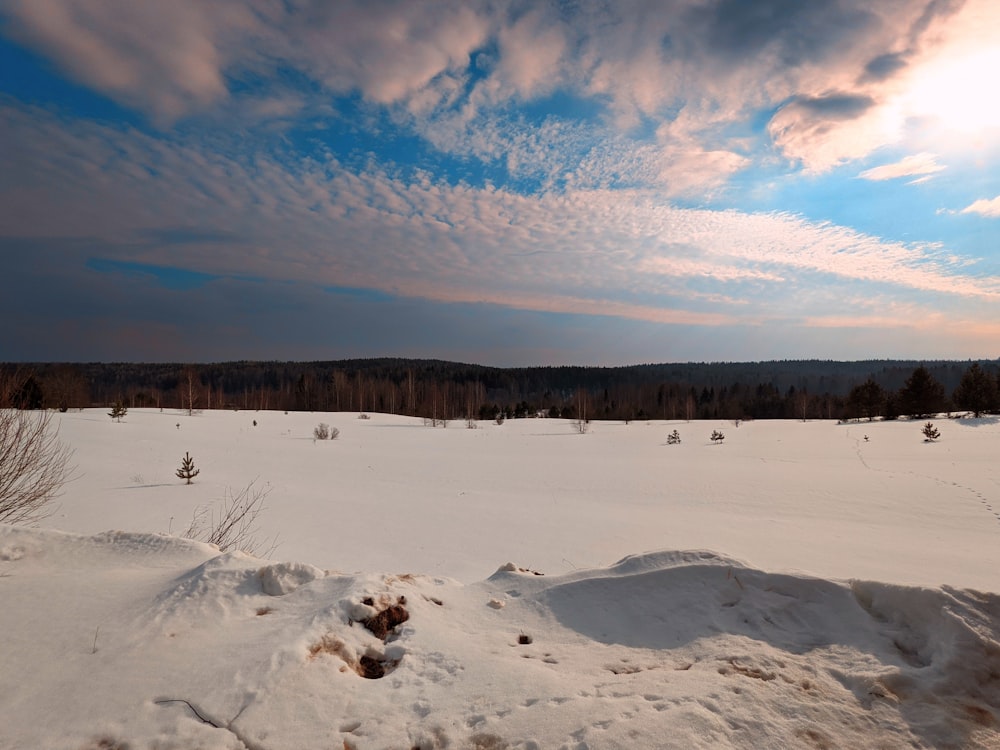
[2,358,998,423]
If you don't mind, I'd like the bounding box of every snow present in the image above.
[2,409,1000,748]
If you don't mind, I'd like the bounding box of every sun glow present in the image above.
[901,47,1000,136]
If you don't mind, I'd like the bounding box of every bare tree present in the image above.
[685,392,696,422]
[184,479,276,556]
[181,368,199,416]
[0,408,75,524]
[575,388,589,434]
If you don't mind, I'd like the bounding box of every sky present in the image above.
[1,0,999,366]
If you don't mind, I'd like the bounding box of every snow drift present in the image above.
[2,526,998,749]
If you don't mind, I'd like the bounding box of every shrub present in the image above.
[710,430,725,444]
[184,479,276,556]
[0,409,75,524]
[666,429,681,445]
[313,423,330,440]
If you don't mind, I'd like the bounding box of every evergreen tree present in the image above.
[847,378,885,421]
[898,366,945,419]
[176,451,200,484]
[953,363,997,418]
[921,422,941,442]
[108,400,128,423]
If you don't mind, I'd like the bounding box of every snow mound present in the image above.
[2,527,999,749]
[0,524,215,567]
[258,560,326,596]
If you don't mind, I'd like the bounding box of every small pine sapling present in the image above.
[176,451,200,484]
[921,422,941,442]
[108,400,127,423]
[710,430,725,444]
[667,429,681,445]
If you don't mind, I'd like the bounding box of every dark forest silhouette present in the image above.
[2,358,998,422]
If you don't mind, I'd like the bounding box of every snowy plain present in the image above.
[2,408,1000,749]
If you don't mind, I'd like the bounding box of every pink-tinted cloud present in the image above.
[961,196,1000,218]
[1,0,988,190]
[0,0,238,123]
[858,152,946,181]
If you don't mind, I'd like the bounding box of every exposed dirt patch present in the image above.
[82,739,130,750]
[469,733,509,749]
[308,635,400,680]
[795,727,834,749]
[964,704,996,727]
[359,654,389,679]
[361,597,409,641]
[309,634,349,661]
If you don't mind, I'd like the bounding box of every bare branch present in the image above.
[183,479,277,557]
[0,408,75,525]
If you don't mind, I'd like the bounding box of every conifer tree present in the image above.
[898,366,945,419]
[953,363,997,418]
[176,451,200,484]
[921,422,941,442]
[847,378,885,421]
[108,400,127,423]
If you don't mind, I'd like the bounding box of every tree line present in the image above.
[2,358,998,422]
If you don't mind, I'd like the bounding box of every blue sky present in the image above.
[1,0,999,365]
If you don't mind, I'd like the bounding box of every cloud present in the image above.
[766,91,906,172]
[2,100,997,344]
[278,1,492,105]
[859,52,910,83]
[858,152,945,180]
[0,0,986,191]
[961,196,1000,218]
[0,0,236,123]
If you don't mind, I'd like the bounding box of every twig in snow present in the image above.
[154,699,223,728]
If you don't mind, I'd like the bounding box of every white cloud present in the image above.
[2,101,997,337]
[961,196,1000,218]
[858,152,945,181]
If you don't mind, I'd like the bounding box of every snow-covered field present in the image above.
[2,409,1000,749]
